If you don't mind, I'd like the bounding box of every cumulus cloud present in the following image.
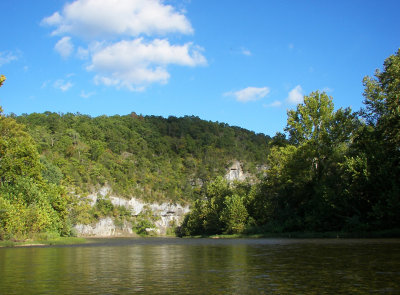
[54,79,73,91]
[76,47,89,59]
[88,38,206,90]
[286,85,303,105]
[0,51,18,67]
[55,37,74,58]
[42,0,204,91]
[41,0,193,39]
[225,86,270,103]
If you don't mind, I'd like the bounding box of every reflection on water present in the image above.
[1,238,400,294]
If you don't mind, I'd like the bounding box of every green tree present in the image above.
[0,105,72,238]
[362,48,400,146]
[0,110,42,184]
[220,194,248,234]
[203,177,232,234]
[351,48,400,229]
[262,91,358,231]
[0,75,5,88]
[179,199,206,236]
[285,91,357,179]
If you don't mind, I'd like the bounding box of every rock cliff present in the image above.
[74,187,189,237]
[225,160,249,182]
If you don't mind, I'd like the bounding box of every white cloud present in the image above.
[55,36,74,58]
[0,51,18,67]
[286,85,303,105]
[41,0,193,39]
[42,0,205,91]
[43,11,62,26]
[88,38,206,90]
[77,47,89,59]
[225,86,270,103]
[80,90,95,98]
[263,100,282,108]
[54,79,73,91]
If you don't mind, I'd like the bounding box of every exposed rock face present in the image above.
[75,159,263,237]
[74,217,133,237]
[74,187,190,237]
[225,160,248,182]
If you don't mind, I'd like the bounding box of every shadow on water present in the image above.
[1,238,400,294]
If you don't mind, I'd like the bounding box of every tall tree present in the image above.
[353,48,400,229]
[263,91,358,231]
[362,48,400,149]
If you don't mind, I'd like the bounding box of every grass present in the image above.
[185,228,400,239]
[0,235,87,248]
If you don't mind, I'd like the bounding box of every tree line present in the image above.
[14,110,270,203]
[179,49,400,236]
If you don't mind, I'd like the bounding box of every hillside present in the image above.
[15,112,271,203]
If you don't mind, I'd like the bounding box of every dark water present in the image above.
[1,238,400,294]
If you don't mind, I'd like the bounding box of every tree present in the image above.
[202,177,232,234]
[0,75,5,88]
[220,194,248,234]
[0,113,70,238]
[0,110,42,184]
[179,199,206,236]
[353,48,400,229]
[362,48,400,148]
[285,91,357,178]
[286,91,334,146]
[261,91,359,231]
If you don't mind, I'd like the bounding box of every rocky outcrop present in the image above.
[225,160,249,182]
[74,187,190,237]
[74,217,133,237]
[74,159,265,237]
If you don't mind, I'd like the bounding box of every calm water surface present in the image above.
[0,238,399,294]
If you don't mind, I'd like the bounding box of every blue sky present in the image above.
[0,0,399,136]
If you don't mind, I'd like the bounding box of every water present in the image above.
[1,238,399,294]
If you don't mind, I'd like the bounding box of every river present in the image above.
[1,238,399,294]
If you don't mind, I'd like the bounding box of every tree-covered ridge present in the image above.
[15,112,271,203]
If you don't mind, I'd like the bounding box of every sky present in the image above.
[0,0,399,136]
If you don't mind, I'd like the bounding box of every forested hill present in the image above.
[15,112,271,203]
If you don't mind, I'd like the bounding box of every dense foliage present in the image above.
[0,97,72,239]
[14,112,270,204]
[179,49,400,236]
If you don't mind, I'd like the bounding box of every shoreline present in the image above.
[2,229,400,247]
[0,237,87,248]
[186,229,400,239]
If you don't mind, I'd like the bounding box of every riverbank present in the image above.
[2,228,400,247]
[190,229,400,239]
[0,237,87,248]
